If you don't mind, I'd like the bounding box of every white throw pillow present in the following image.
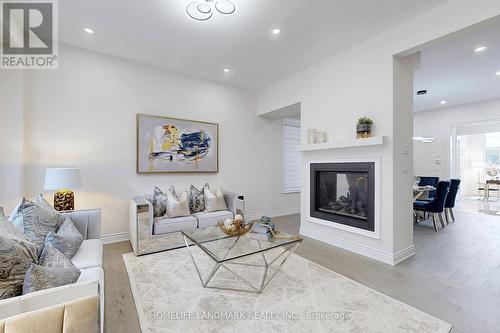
[204,187,228,212]
[166,189,191,218]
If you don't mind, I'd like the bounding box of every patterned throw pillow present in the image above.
[9,198,59,249]
[45,227,83,259]
[22,263,80,295]
[204,186,228,212]
[0,217,38,299]
[151,186,167,218]
[34,194,58,215]
[166,187,191,218]
[38,242,80,273]
[189,184,208,213]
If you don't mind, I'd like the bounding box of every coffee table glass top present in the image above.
[182,226,302,263]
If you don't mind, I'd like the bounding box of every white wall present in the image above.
[257,0,500,264]
[17,44,299,237]
[414,97,500,181]
[0,71,24,212]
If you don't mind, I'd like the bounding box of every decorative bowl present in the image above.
[218,221,254,237]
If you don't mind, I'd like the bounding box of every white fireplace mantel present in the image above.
[299,136,385,152]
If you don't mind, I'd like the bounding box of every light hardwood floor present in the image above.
[104,210,500,333]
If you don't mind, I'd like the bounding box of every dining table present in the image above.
[413,185,436,200]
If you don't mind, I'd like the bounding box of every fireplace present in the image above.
[310,162,375,232]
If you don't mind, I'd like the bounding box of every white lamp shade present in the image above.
[44,168,82,190]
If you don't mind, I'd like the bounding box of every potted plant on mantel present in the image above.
[356,117,373,139]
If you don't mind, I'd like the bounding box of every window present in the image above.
[282,118,301,193]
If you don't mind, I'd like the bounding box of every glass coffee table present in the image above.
[182,226,302,294]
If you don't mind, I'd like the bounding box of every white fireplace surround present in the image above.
[304,157,381,240]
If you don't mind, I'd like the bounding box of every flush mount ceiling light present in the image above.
[186,0,235,21]
[223,68,230,73]
[474,46,486,53]
[83,27,94,34]
[440,100,447,105]
[272,28,281,35]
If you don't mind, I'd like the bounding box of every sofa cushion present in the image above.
[153,216,197,235]
[76,266,103,284]
[71,239,102,270]
[194,210,233,228]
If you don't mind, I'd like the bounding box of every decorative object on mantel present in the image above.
[307,129,317,144]
[316,131,328,143]
[44,168,82,211]
[218,214,253,236]
[356,117,373,138]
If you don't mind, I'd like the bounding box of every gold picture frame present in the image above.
[136,113,219,173]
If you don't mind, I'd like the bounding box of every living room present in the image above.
[1,1,500,332]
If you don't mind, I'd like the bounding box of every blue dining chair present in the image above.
[444,179,460,223]
[413,181,450,231]
[417,176,439,200]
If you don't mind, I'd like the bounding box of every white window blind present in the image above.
[282,118,301,193]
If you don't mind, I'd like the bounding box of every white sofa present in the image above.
[129,191,239,255]
[0,209,104,333]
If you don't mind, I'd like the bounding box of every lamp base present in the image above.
[54,189,74,211]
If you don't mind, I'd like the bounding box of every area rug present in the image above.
[123,247,452,333]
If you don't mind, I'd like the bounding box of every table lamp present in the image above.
[44,168,82,211]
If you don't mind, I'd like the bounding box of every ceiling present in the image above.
[59,0,447,90]
[414,18,500,112]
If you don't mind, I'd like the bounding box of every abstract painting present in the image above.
[136,114,218,173]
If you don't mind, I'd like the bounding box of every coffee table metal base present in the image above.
[183,235,300,294]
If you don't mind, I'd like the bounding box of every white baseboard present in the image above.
[300,224,415,266]
[101,232,129,244]
[245,207,300,222]
[392,245,416,265]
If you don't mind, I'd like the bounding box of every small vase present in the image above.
[308,129,317,144]
[356,124,372,139]
[317,131,327,143]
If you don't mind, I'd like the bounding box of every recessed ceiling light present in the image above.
[475,46,486,53]
[416,90,427,96]
[496,71,500,76]
[440,100,447,105]
[223,68,230,73]
[83,27,94,34]
[272,28,281,35]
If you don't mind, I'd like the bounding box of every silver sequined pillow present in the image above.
[151,186,167,217]
[189,184,208,213]
[9,198,58,249]
[22,263,80,294]
[0,217,38,299]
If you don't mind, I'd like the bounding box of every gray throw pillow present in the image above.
[39,243,80,272]
[151,186,167,217]
[0,223,37,299]
[45,230,83,259]
[189,184,208,213]
[9,198,59,248]
[34,194,63,224]
[22,263,80,294]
